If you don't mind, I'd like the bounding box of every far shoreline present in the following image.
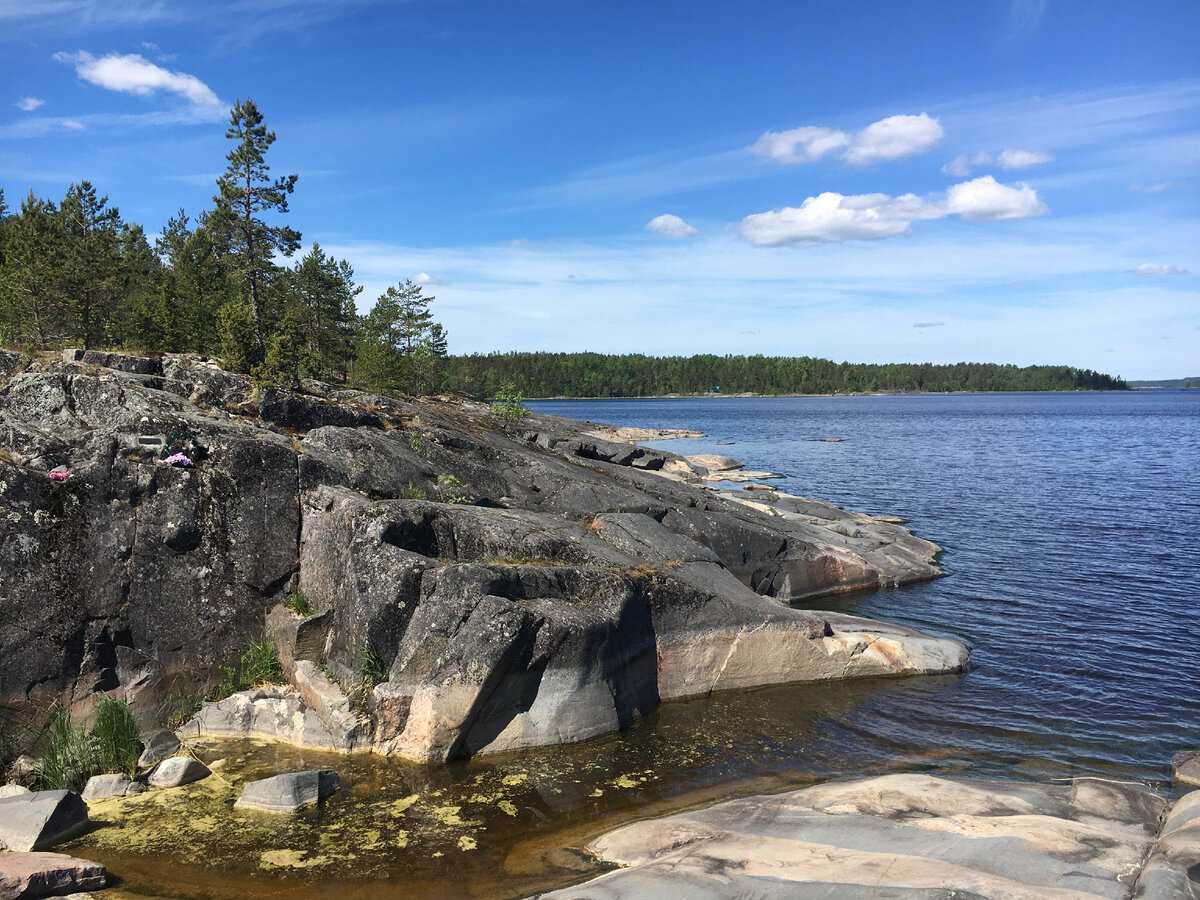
[527,387,1143,401]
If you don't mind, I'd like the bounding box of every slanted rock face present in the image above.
[1,352,964,760]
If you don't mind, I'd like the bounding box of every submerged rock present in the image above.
[0,790,90,852]
[234,769,339,813]
[538,774,1175,899]
[0,850,106,899]
[147,756,209,788]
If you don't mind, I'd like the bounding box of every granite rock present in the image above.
[0,791,90,852]
[234,769,339,813]
[146,756,209,788]
[0,851,105,899]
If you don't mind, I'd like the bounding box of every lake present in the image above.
[68,390,1200,898]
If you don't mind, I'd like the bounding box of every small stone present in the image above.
[137,730,181,768]
[124,781,148,795]
[0,791,90,852]
[235,770,339,813]
[147,756,210,788]
[1173,750,1200,788]
[0,850,106,898]
[81,773,132,801]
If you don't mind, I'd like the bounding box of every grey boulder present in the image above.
[0,791,90,852]
[80,773,132,800]
[137,730,180,768]
[1173,749,1200,789]
[147,756,209,788]
[0,851,106,899]
[234,769,339,813]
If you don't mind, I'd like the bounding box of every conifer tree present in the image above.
[59,181,123,348]
[210,99,300,362]
[0,191,65,348]
[282,243,361,381]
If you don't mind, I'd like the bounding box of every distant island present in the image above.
[1128,377,1200,389]
[442,352,1129,399]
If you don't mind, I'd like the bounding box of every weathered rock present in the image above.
[0,851,105,899]
[136,730,180,768]
[1,352,964,762]
[0,791,90,852]
[538,774,1171,899]
[0,785,31,799]
[178,688,362,751]
[1173,750,1200,789]
[1138,789,1200,899]
[80,774,132,800]
[146,756,209,788]
[234,769,339,813]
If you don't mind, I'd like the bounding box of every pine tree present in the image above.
[0,191,66,348]
[210,98,300,362]
[59,181,123,348]
[281,243,361,382]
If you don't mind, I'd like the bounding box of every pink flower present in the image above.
[47,471,70,482]
[165,453,192,467]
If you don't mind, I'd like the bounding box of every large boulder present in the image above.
[538,774,1171,899]
[80,773,132,800]
[234,769,339,813]
[0,791,90,852]
[0,851,106,899]
[147,756,209,788]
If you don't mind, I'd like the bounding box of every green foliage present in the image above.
[436,472,469,504]
[165,678,205,732]
[215,632,286,699]
[34,706,97,792]
[489,379,530,422]
[443,352,1130,397]
[285,590,316,616]
[92,695,141,777]
[399,481,427,500]
[251,307,302,389]
[351,279,448,395]
[217,300,258,373]
[350,644,387,714]
[0,712,15,772]
[405,429,425,455]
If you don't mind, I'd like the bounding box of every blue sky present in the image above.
[2,0,1198,379]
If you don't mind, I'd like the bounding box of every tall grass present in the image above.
[215,632,286,699]
[34,698,143,791]
[93,695,140,776]
[0,712,16,773]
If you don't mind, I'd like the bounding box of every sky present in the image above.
[2,0,1198,379]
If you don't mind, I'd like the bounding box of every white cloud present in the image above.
[1130,263,1190,276]
[942,155,973,177]
[842,113,945,166]
[748,126,849,164]
[16,96,45,112]
[751,113,942,167]
[54,51,221,107]
[946,175,1048,220]
[61,118,84,130]
[997,147,1054,169]
[645,213,699,238]
[414,272,447,285]
[739,176,1046,246]
[913,321,945,328]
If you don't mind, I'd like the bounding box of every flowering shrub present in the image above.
[47,471,70,482]
[165,453,192,468]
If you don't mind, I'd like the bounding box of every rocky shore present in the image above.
[0,349,965,763]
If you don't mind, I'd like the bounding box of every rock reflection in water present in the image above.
[63,673,978,899]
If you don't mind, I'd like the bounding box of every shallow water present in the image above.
[67,391,1200,897]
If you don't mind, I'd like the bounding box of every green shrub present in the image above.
[350,644,387,714]
[399,481,427,500]
[488,379,529,423]
[34,706,98,792]
[436,472,469,504]
[93,695,140,777]
[285,591,315,616]
[214,632,287,700]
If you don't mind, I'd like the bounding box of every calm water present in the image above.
[70,391,1200,898]
[533,390,1200,787]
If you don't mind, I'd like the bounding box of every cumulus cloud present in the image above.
[997,147,1054,169]
[413,272,447,285]
[739,176,1046,246]
[16,96,45,112]
[748,126,848,164]
[750,113,942,167]
[946,175,1047,220]
[645,213,699,238]
[942,155,973,177]
[1130,263,1190,276]
[913,321,945,328]
[54,51,220,106]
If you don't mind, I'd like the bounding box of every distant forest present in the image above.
[442,353,1129,398]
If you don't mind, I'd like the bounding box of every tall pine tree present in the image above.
[210,98,300,363]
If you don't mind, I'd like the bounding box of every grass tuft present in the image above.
[93,695,141,777]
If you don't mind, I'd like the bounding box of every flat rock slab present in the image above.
[1173,750,1200,788]
[0,791,90,852]
[147,756,209,788]
[0,785,31,799]
[235,769,339,813]
[537,774,1173,899]
[0,851,105,900]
